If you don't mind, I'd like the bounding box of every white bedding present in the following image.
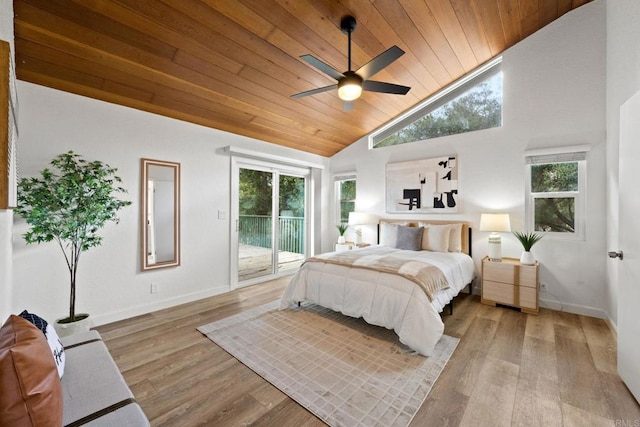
[279,246,476,356]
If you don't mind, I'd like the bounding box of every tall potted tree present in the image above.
[15,151,131,336]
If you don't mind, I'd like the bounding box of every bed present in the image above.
[279,219,476,356]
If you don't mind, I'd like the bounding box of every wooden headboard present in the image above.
[378,219,472,256]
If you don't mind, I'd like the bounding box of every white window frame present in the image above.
[369,56,502,148]
[524,146,589,240]
[334,173,356,225]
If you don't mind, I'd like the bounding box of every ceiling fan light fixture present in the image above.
[338,73,363,101]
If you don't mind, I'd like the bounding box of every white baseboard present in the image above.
[91,284,230,327]
[539,297,608,319]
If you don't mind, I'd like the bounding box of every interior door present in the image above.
[617,89,640,402]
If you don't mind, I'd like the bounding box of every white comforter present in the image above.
[279,246,476,356]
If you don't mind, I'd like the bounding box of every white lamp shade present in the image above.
[479,213,511,232]
[348,212,378,225]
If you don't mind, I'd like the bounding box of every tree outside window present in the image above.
[375,73,502,147]
[371,58,503,149]
[337,178,356,224]
[531,162,578,232]
[527,157,585,238]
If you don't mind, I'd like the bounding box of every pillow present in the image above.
[0,315,63,426]
[19,310,65,378]
[395,225,424,251]
[422,224,452,252]
[448,223,463,252]
[379,222,399,246]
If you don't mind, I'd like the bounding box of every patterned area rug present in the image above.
[198,301,458,427]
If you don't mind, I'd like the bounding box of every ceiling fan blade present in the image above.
[299,54,345,81]
[291,84,337,99]
[363,80,411,95]
[355,45,405,80]
[343,101,354,112]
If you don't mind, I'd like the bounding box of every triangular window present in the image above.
[371,58,502,148]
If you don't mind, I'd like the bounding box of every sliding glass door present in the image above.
[232,159,308,287]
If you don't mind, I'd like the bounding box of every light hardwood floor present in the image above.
[97,278,640,426]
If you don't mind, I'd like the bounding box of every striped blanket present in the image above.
[305,246,450,301]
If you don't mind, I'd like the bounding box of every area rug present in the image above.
[198,301,459,427]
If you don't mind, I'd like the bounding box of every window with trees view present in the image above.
[335,176,356,224]
[526,150,586,238]
[371,58,502,148]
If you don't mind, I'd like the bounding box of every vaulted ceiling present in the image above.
[14,0,592,157]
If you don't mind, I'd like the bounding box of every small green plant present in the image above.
[513,231,543,251]
[336,223,348,236]
[16,151,131,323]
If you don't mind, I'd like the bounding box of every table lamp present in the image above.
[348,212,378,244]
[480,213,511,261]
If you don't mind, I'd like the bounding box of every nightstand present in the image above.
[335,242,370,253]
[481,256,539,315]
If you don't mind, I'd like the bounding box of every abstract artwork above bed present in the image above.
[385,155,458,213]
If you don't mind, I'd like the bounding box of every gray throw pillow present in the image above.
[395,226,424,251]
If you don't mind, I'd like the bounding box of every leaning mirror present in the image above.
[141,158,180,271]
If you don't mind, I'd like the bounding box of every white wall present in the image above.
[0,0,14,321]
[11,82,327,325]
[605,0,640,329]
[329,1,608,318]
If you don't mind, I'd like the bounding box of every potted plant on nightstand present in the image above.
[15,151,131,337]
[513,231,543,265]
[336,223,348,244]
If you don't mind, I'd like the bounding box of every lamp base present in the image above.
[488,234,502,262]
[355,227,362,244]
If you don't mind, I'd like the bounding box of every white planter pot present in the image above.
[54,313,91,337]
[337,236,346,244]
[520,251,536,265]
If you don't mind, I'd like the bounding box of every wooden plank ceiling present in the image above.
[14,0,592,157]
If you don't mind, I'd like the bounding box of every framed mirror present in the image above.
[141,158,180,271]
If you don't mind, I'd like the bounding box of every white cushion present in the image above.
[45,324,66,379]
[422,224,451,252]
[18,310,65,378]
[448,223,463,252]
[380,222,401,246]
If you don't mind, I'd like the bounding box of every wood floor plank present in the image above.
[580,315,618,374]
[512,336,562,426]
[553,310,587,343]
[561,402,614,427]
[412,388,468,426]
[487,308,527,365]
[94,279,640,426]
[458,356,520,427]
[524,307,555,342]
[555,333,609,419]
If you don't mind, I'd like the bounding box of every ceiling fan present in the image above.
[291,16,411,111]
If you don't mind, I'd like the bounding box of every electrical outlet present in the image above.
[150,283,158,294]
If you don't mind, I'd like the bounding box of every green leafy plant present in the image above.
[513,231,543,251]
[336,223,349,236]
[15,151,132,323]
